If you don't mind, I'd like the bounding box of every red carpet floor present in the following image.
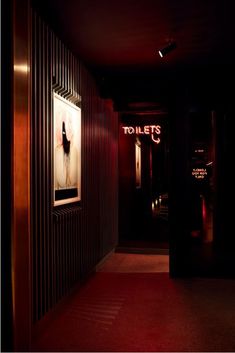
[97,253,169,273]
[32,272,235,352]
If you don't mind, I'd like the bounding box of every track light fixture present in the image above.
[158,41,177,58]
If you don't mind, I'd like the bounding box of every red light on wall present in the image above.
[202,196,206,221]
[135,141,141,188]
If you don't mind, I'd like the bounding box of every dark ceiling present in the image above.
[33,0,235,110]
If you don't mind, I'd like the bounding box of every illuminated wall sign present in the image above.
[192,168,207,179]
[194,149,204,153]
[122,125,161,144]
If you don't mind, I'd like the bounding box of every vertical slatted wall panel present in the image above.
[31,11,119,324]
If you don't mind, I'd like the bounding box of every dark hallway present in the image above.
[119,113,170,249]
[2,0,235,352]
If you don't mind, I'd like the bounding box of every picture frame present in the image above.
[53,93,81,206]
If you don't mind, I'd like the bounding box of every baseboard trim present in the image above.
[115,247,169,255]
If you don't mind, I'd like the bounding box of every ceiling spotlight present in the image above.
[158,41,177,58]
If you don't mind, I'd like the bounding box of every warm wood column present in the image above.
[12,0,31,350]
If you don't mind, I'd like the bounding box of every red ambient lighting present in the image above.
[122,125,161,144]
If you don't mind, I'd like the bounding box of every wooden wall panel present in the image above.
[31,11,119,323]
[11,0,31,350]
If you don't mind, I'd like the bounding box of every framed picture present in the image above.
[53,93,81,206]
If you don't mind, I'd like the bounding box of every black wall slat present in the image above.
[31,11,119,324]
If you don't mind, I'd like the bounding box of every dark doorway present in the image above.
[118,114,169,250]
[188,110,216,275]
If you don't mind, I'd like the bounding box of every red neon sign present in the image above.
[122,125,161,144]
